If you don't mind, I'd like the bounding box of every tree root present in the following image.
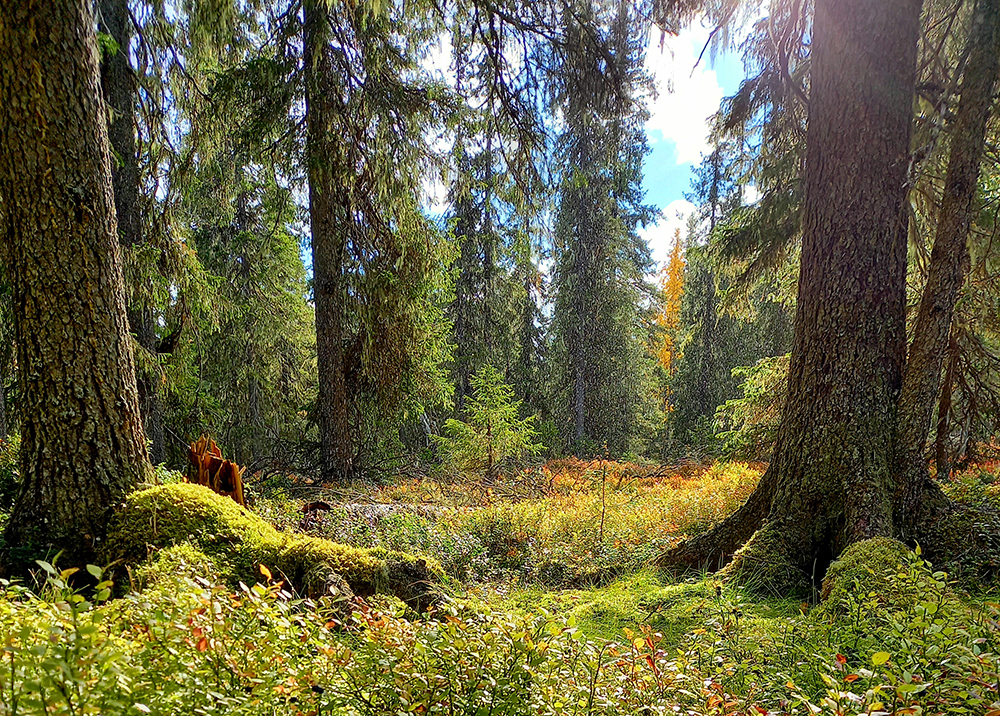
[718,519,812,596]
[655,468,775,573]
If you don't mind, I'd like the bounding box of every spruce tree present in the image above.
[0,0,152,568]
[549,0,657,456]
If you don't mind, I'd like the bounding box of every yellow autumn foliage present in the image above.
[653,230,685,410]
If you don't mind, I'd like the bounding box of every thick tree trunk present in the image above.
[98,0,165,465]
[304,0,353,482]
[895,0,1000,529]
[0,0,151,566]
[660,0,922,589]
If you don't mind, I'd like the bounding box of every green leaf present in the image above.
[871,651,891,666]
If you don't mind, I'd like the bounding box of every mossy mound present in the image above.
[922,492,1000,584]
[104,483,442,610]
[817,537,911,615]
[132,543,219,590]
[719,520,810,596]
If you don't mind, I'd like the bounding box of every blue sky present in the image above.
[419,24,749,269]
[639,26,747,267]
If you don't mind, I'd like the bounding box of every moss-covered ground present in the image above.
[469,569,801,646]
[3,452,1000,714]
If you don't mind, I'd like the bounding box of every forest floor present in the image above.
[4,453,1000,714]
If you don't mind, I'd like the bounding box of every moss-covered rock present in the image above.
[818,537,911,615]
[104,483,442,610]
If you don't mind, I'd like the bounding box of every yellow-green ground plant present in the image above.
[278,460,762,585]
[2,547,999,715]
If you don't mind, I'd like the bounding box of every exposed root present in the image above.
[718,519,811,597]
[655,468,774,573]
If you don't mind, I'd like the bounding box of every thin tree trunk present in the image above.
[304,0,353,482]
[0,0,151,566]
[98,0,165,465]
[571,258,587,447]
[448,44,473,414]
[452,208,475,412]
[661,0,922,588]
[894,0,1000,528]
[0,377,7,440]
[936,331,959,477]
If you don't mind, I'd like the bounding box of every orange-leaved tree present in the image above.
[653,230,685,410]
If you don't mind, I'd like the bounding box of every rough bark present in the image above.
[660,0,922,588]
[304,0,353,482]
[0,0,152,566]
[895,0,1000,530]
[935,331,959,478]
[98,0,165,465]
[246,343,263,466]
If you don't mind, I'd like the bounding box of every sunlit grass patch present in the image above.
[278,460,764,587]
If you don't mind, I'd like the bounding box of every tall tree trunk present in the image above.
[935,330,959,478]
[661,0,922,588]
[246,341,263,466]
[452,206,476,413]
[0,375,7,441]
[0,0,151,567]
[98,0,165,465]
[894,0,1000,528]
[571,238,588,448]
[304,0,353,482]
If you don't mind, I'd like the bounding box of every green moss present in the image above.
[483,571,698,642]
[817,537,911,616]
[132,543,219,590]
[104,483,439,610]
[921,499,1000,585]
[471,570,798,651]
[720,520,810,596]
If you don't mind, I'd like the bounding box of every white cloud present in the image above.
[644,26,725,166]
[640,198,696,267]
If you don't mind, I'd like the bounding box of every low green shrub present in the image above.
[0,566,746,716]
[295,462,763,587]
[677,547,1000,713]
[1,546,998,715]
[785,549,998,714]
